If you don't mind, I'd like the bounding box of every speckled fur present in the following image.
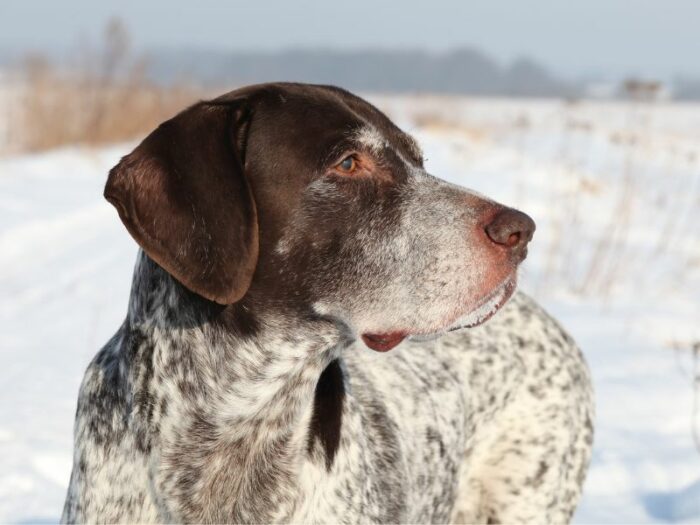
[63,256,592,524]
[62,84,593,524]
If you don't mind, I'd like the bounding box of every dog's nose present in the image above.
[485,208,536,257]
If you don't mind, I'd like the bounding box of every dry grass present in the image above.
[6,18,209,153]
[385,96,700,303]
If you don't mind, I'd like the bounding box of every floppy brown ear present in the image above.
[104,99,258,305]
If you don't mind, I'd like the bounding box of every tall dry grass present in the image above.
[376,93,700,304]
[7,18,208,153]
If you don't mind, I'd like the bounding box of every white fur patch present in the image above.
[354,126,387,153]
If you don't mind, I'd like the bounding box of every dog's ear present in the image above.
[104,99,258,305]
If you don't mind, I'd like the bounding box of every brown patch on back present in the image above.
[307,359,345,470]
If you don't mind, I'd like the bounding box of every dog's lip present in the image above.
[407,276,517,343]
[360,277,516,350]
[361,332,407,352]
[447,276,516,331]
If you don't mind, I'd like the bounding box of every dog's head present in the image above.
[106,83,534,351]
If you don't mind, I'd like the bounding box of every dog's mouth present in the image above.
[362,276,517,352]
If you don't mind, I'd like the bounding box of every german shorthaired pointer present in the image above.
[62,83,593,523]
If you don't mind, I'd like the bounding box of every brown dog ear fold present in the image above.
[104,100,258,305]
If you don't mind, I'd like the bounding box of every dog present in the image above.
[62,82,593,524]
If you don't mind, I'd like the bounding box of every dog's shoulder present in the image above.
[421,291,593,423]
[463,291,587,371]
[64,322,161,523]
[76,324,129,423]
[492,292,590,387]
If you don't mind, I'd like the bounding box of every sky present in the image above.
[2,0,700,81]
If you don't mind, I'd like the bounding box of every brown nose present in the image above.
[485,208,536,257]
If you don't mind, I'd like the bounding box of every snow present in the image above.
[1,96,699,523]
[0,146,136,522]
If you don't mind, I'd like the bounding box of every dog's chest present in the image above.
[292,346,468,523]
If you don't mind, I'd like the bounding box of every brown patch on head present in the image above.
[105,82,531,339]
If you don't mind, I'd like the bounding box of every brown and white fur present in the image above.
[62,83,593,524]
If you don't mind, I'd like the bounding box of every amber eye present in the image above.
[336,155,357,173]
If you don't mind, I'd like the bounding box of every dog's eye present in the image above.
[336,155,358,174]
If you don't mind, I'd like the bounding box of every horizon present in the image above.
[2,0,700,83]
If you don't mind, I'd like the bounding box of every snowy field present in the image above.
[1,96,699,523]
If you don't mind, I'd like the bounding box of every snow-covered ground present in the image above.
[1,97,699,523]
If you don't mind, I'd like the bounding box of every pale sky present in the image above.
[2,0,699,80]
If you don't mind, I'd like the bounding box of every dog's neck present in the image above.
[123,252,349,521]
